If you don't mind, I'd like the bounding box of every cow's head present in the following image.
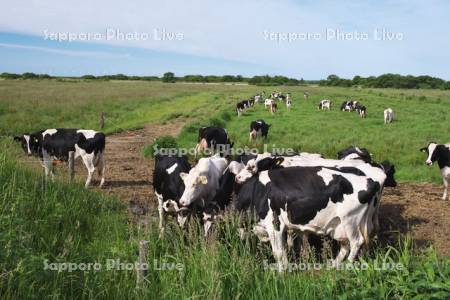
[380,160,397,187]
[337,146,372,163]
[179,170,209,207]
[420,142,438,166]
[14,133,41,156]
[235,156,284,184]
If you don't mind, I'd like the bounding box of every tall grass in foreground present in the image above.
[1,145,449,299]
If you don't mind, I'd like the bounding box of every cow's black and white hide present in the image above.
[340,100,354,112]
[234,165,386,271]
[337,146,372,163]
[249,120,271,140]
[153,154,192,234]
[14,128,106,187]
[318,99,331,110]
[195,127,233,157]
[355,103,366,118]
[420,142,450,200]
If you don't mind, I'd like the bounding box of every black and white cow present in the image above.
[195,127,233,157]
[236,101,246,116]
[270,102,278,114]
[286,98,292,111]
[249,120,271,140]
[235,148,396,240]
[264,98,273,109]
[153,154,192,234]
[355,103,366,118]
[318,99,331,110]
[14,128,106,187]
[337,146,372,163]
[340,100,354,112]
[179,155,229,235]
[420,142,450,200]
[234,164,389,271]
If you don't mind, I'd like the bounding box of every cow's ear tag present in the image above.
[198,175,208,185]
[276,157,284,166]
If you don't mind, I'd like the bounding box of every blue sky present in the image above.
[1,0,449,79]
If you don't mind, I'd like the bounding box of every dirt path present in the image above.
[100,120,187,217]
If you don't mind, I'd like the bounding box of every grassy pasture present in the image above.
[1,80,450,298]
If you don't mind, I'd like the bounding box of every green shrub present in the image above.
[144,135,178,158]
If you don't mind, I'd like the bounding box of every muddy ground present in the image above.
[36,121,450,256]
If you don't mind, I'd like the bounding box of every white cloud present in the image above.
[1,0,449,78]
[0,42,131,58]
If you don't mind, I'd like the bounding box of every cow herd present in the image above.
[12,90,449,272]
[237,91,396,124]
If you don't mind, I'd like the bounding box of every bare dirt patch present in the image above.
[100,120,187,215]
[380,183,450,256]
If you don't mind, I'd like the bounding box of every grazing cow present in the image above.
[236,101,246,117]
[235,165,389,271]
[270,102,278,114]
[264,98,273,109]
[249,120,271,140]
[420,142,450,200]
[303,92,309,100]
[195,127,233,157]
[340,100,354,112]
[286,99,292,111]
[179,155,229,235]
[254,95,262,103]
[153,154,192,234]
[384,108,394,124]
[318,99,331,110]
[235,147,397,238]
[355,103,366,118]
[14,128,106,187]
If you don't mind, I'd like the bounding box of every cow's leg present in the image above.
[264,206,287,272]
[346,226,365,262]
[68,151,75,182]
[42,151,54,182]
[80,152,95,188]
[156,192,165,236]
[96,152,106,187]
[442,175,448,200]
[203,212,214,237]
[331,242,350,267]
[286,229,294,251]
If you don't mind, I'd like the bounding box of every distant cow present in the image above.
[340,100,354,112]
[264,98,273,109]
[303,92,309,100]
[318,99,331,110]
[195,127,233,157]
[384,108,394,124]
[236,101,246,117]
[249,120,271,140]
[14,128,106,187]
[153,154,192,234]
[420,142,450,200]
[286,98,292,111]
[355,103,366,118]
[270,102,278,114]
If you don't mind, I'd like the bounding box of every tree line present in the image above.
[320,74,450,90]
[2,72,449,89]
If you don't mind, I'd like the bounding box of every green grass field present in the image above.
[1,80,449,299]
